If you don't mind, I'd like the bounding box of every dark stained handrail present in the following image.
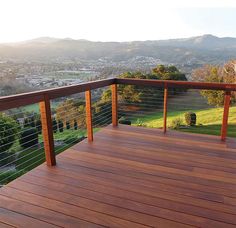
[115,78,236,91]
[0,78,115,111]
[1,77,236,112]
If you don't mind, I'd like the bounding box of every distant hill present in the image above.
[0,35,236,64]
[155,34,236,49]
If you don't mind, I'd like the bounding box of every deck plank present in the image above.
[3,183,189,228]
[0,206,58,228]
[0,222,15,228]
[1,124,236,227]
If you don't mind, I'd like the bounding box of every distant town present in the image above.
[1,34,236,96]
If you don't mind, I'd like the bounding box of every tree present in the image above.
[200,67,225,106]
[192,64,213,82]
[77,105,86,129]
[192,61,236,106]
[152,65,166,75]
[58,120,64,132]
[23,118,30,128]
[19,127,38,149]
[222,60,236,101]
[56,99,79,126]
[23,112,37,128]
[117,71,160,104]
[101,89,111,103]
[222,60,236,83]
[0,113,19,153]
[29,115,36,127]
[101,65,187,107]
[93,101,112,126]
[152,65,186,81]
[52,118,58,133]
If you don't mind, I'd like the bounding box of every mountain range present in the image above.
[1,34,236,64]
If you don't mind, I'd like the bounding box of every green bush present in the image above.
[135,118,146,127]
[74,120,78,130]
[52,118,58,133]
[58,120,64,132]
[185,112,197,126]
[119,117,131,125]
[23,114,38,128]
[23,118,29,128]
[35,119,42,134]
[0,113,19,153]
[29,116,36,127]
[170,118,183,129]
[66,121,70,130]
[19,127,38,149]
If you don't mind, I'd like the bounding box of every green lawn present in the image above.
[23,102,59,113]
[38,128,87,141]
[131,106,236,137]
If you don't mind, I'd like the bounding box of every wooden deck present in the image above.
[0,125,236,227]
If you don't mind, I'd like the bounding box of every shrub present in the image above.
[185,112,197,126]
[118,117,131,125]
[66,121,70,130]
[0,113,19,153]
[23,118,30,128]
[135,118,147,127]
[19,127,38,149]
[58,120,64,132]
[74,120,78,130]
[170,118,183,129]
[29,116,36,127]
[35,119,42,134]
[52,118,58,133]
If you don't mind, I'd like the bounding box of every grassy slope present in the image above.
[132,106,236,137]
[23,102,59,113]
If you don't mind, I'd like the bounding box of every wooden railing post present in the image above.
[39,94,56,166]
[112,84,118,127]
[163,84,168,133]
[85,90,93,142]
[221,91,231,141]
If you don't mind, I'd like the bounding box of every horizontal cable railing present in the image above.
[117,79,236,140]
[0,107,45,185]
[0,77,236,185]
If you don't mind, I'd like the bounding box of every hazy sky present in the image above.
[0,0,236,43]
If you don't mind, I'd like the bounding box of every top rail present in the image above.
[1,77,236,112]
[0,78,115,111]
[116,78,236,91]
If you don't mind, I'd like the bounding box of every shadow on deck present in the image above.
[0,125,236,227]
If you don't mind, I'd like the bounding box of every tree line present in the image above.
[192,60,236,106]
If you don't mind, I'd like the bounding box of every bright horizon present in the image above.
[0,0,236,43]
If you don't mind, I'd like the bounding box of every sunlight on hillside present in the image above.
[132,106,236,137]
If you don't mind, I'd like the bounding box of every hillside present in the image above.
[129,89,236,138]
[0,35,236,65]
